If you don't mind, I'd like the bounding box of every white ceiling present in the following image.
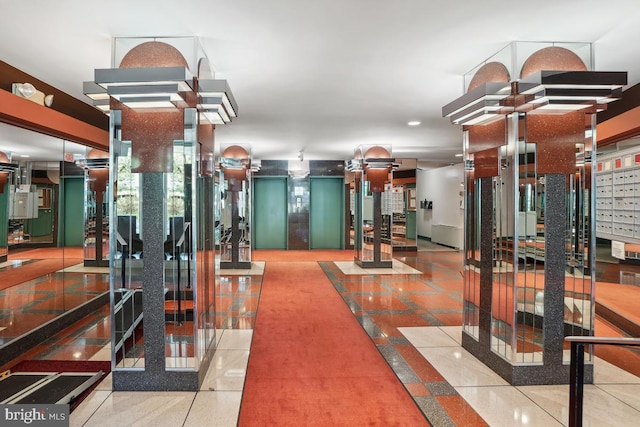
[1,0,640,168]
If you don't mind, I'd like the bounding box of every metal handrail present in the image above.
[565,336,640,427]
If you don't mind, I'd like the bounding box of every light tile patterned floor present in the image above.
[7,247,640,426]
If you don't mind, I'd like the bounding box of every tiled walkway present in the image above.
[4,247,640,425]
[322,253,486,426]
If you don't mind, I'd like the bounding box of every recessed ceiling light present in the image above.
[407,121,420,126]
[455,153,463,157]
[19,154,30,158]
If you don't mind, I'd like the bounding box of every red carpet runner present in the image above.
[238,261,428,426]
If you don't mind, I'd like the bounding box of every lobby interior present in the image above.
[3,1,640,426]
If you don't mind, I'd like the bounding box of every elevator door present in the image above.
[310,177,343,249]
[62,177,84,246]
[254,177,287,249]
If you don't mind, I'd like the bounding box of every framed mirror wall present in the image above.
[391,159,418,252]
[0,122,109,358]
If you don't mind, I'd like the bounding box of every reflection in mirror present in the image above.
[391,159,418,252]
[478,116,595,366]
[0,122,109,357]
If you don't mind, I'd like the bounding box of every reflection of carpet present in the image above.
[8,247,84,259]
[0,258,83,291]
[238,261,428,425]
[253,249,354,262]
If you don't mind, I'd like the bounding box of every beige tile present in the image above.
[82,391,195,427]
[594,357,640,384]
[417,346,509,387]
[95,373,112,391]
[597,384,640,411]
[184,391,242,427]
[457,385,563,427]
[439,326,463,345]
[520,384,640,426]
[69,390,111,427]
[399,326,459,348]
[217,329,253,350]
[201,350,249,391]
[334,260,420,275]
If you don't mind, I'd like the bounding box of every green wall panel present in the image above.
[29,185,54,237]
[406,210,416,240]
[61,177,85,247]
[310,177,343,249]
[254,177,287,249]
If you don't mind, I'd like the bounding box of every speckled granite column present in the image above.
[543,173,566,366]
[140,172,167,372]
[478,177,493,346]
[373,192,382,264]
[112,172,200,391]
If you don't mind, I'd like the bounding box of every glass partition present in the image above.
[110,107,216,375]
[449,40,619,385]
[218,145,252,268]
[352,145,394,268]
[462,112,595,367]
[80,148,109,267]
[110,112,144,368]
[390,160,418,252]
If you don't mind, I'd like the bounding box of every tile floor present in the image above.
[70,329,252,427]
[402,326,640,427]
[4,249,640,426]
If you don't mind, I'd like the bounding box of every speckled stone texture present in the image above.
[467,61,510,92]
[543,174,568,365]
[141,173,166,372]
[520,46,587,78]
[479,177,493,346]
[468,117,506,153]
[474,148,500,178]
[460,173,595,385]
[527,110,584,175]
[112,173,203,391]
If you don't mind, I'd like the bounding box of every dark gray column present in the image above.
[373,191,382,264]
[141,172,166,372]
[543,173,567,366]
[231,191,240,264]
[479,177,494,346]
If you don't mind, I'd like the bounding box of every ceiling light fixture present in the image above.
[84,72,239,126]
[407,121,420,126]
[196,80,238,125]
[84,66,193,110]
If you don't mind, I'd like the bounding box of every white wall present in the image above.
[416,164,464,240]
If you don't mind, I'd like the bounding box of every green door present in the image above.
[254,177,287,249]
[310,177,343,249]
[61,177,85,247]
[29,185,54,239]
